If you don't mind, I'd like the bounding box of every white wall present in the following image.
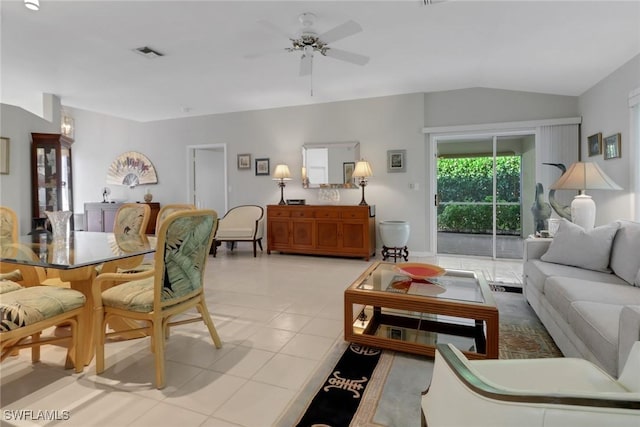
[578,54,640,225]
[7,76,638,251]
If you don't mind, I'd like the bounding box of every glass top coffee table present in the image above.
[344,261,499,359]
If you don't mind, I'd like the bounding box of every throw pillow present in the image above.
[541,219,620,272]
[610,220,640,285]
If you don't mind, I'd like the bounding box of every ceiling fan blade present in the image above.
[318,20,362,44]
[299,53,313,76]
[323,48,369,66]
[257,19,295,40]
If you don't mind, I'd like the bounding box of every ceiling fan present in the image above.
[248,13,369,93]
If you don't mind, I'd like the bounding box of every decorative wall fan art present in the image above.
[107,151,158,188]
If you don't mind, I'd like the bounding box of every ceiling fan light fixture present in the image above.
[24,0,39,11]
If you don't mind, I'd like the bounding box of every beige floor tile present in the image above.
[164,370,247,415]
[213,381,296,427]
[241,327,296,352]
[267,312,313,332]
[208,346,274,378]
[126,400,208,426]
[279,333,336,360]
[252,353,319,390]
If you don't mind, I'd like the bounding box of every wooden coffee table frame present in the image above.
[344,262,499,360]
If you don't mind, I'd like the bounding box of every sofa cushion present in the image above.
[544,277,640,323]
[541,219,619,272]
[609,220,640,286]
[524,260,627,295]
[567,301,622,377]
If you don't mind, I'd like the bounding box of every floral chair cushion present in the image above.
[101,276,154,312]
[0,286,86,332]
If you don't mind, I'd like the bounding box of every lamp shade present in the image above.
[272,164,291,180]
[353,160,373,178]
[550,162,622,191]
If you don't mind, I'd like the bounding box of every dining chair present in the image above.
[116,204,196,274]
[0,206,48,286]
[98,203,151,275]
[0,282,86,372]
[0,206,18,244]
[92,209,221,389]
[155,204,196,235]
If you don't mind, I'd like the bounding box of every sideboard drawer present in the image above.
[291,209,313,218]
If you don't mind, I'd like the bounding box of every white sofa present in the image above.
[523,219,640,377]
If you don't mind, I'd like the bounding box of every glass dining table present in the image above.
[0,231,156,366]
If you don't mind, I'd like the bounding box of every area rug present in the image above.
[277,292,562,427]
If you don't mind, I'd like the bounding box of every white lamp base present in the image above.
[571,194,596,230]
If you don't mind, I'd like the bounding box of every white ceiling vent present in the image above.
[133,46,164,58]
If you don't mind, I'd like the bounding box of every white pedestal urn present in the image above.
[379,220,410,262]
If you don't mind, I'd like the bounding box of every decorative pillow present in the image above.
[610,220,640,285]
[541,219,620,272]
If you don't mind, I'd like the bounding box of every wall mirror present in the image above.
[302,141,360,189]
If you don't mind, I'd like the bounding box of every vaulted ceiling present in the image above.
[2,0,639,122]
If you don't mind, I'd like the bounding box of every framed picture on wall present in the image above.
[587,133,602,157]
[387,149,406,173]
[255,158,270,176]
[0,137,9,174]
[603,133,621,160]
[237,153,251,170]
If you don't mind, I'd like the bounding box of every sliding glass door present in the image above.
[436,135,529,259]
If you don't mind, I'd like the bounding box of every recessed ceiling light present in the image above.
[24,0,39,11]
[133,46,164,58]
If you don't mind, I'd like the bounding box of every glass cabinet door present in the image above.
[31,133,74,223]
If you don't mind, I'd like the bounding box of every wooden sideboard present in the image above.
[267,205,375,260]
[84,202,160,235]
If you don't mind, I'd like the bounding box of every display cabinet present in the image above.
[31,133,74,227]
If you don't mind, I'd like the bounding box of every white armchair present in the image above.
[422,342,640,427]
[213,205,264,257]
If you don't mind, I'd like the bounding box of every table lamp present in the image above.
[272,164,292,205]
[550,162,621,230]
[353,160,373,206]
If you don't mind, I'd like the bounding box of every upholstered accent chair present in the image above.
[422,343,640,427]
[92,209,221,389]
[0,281,86,372]
[213,205,264,257]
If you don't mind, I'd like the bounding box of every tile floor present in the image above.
[0,249,523,427]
